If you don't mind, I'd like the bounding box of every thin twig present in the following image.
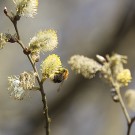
[16,40,25,49]
[127,122,132,135]
[4,8,20,40]
[17,29,50,135]
[116,88,131,124]
[40,82,51,135]
[13,21,20,40]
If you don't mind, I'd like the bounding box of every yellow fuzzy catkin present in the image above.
[41,54,62,78]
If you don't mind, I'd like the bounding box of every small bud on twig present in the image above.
[4,7,7,15]
[111,88,119,102]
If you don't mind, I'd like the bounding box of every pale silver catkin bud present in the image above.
[96,55,106,63]
[68,55,102,79]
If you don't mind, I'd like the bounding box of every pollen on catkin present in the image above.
[13,0,38,18]
[116,69,132,86]
[68,55,102,79]
[41,54,62,78]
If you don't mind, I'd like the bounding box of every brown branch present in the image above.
[4,8,51,135]
[13,21,20,40]
[40,82,51,135]
[4,7,20,40]
[17,36,51,135]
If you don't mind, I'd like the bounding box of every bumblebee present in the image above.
[50,68,69,83]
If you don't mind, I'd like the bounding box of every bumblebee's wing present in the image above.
[57,81,64,92]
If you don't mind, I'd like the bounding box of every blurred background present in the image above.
[0,0,135,135]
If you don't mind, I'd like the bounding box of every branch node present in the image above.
[14,14,21,21]
[23,48,31,55]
